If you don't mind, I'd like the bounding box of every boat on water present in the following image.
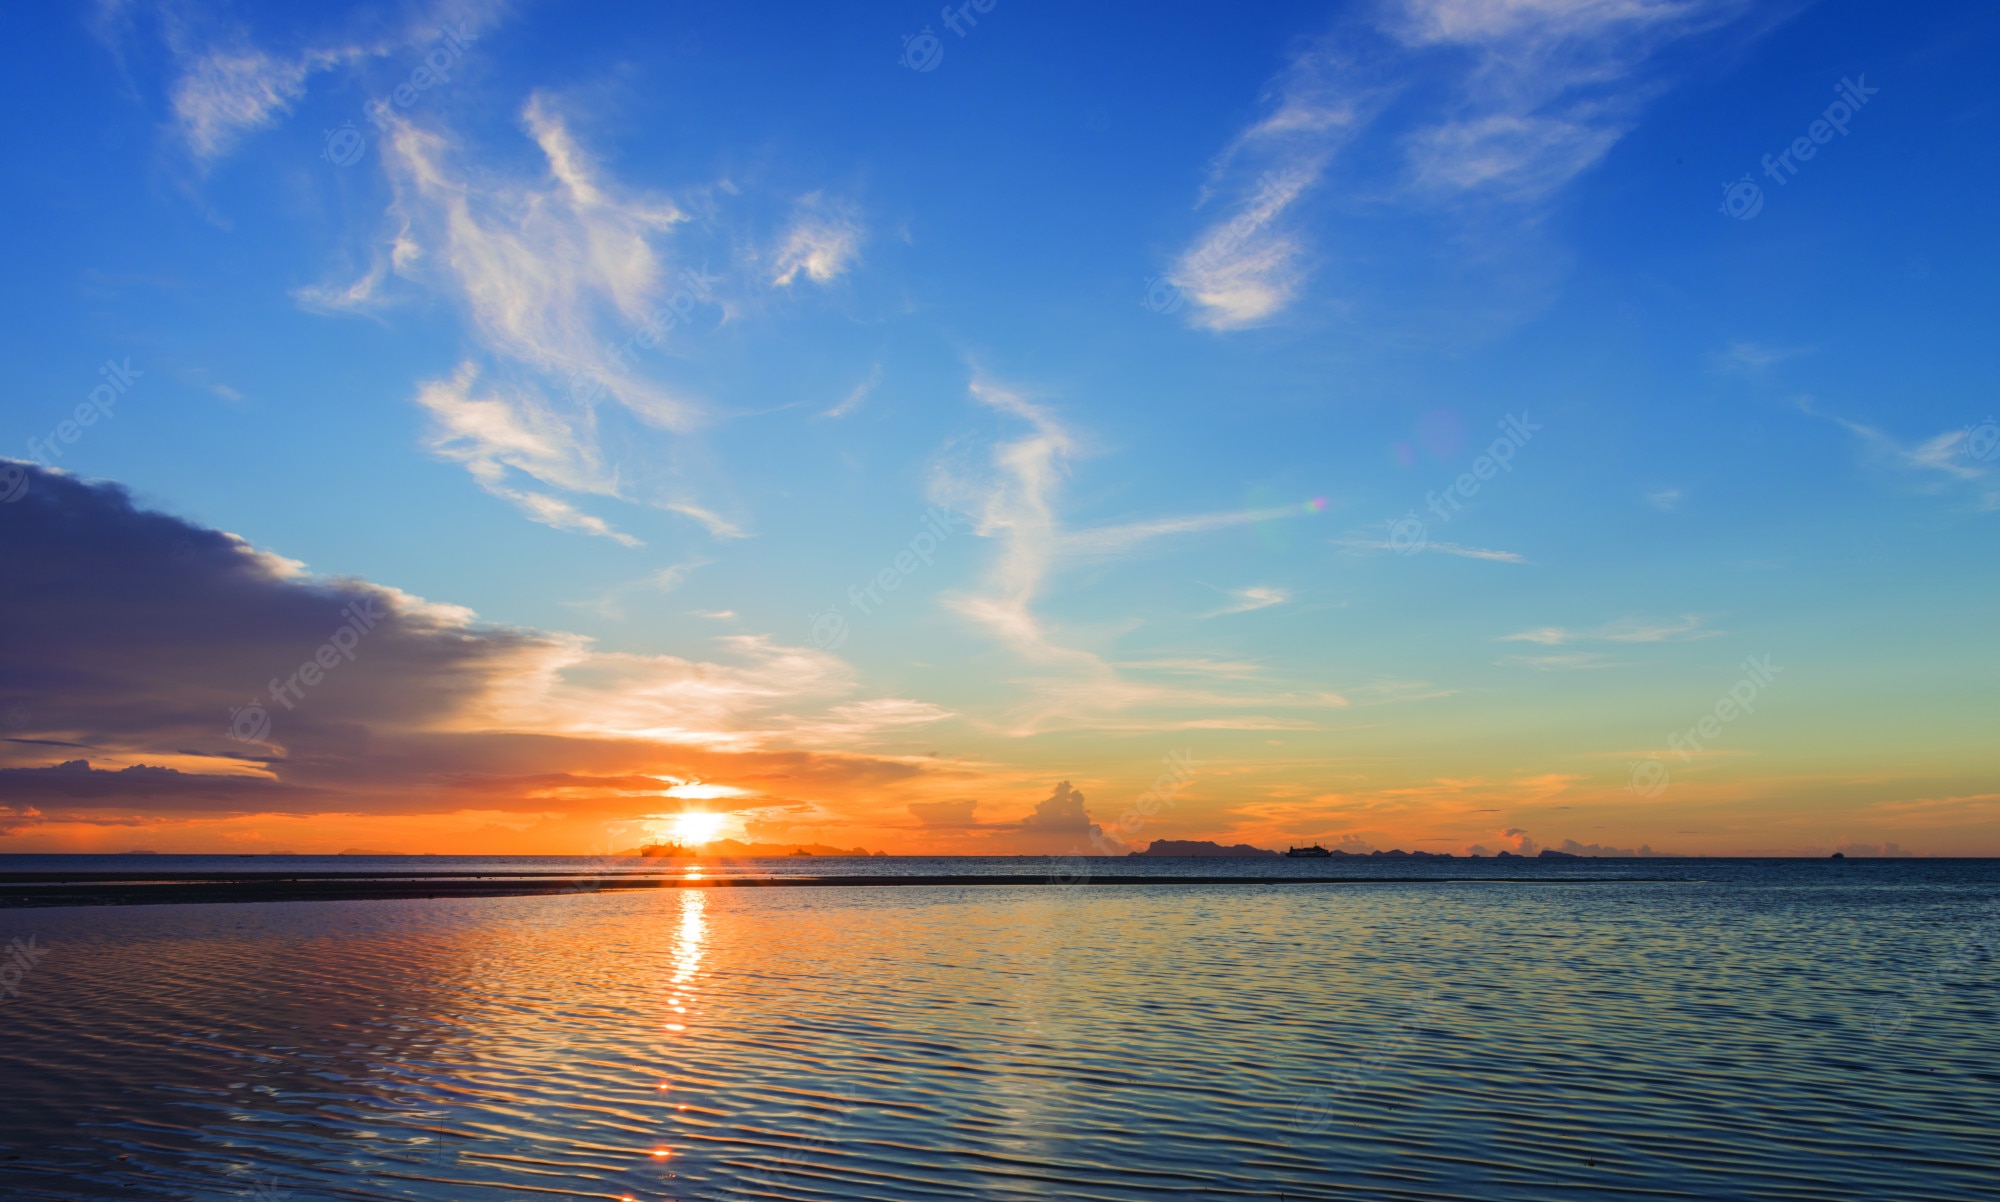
[1286,845,1332,858]
[637,842,695,858]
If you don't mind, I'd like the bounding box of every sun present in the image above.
[667,811,727,846]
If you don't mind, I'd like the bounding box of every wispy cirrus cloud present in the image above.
[822,364,881,418]
[1800,400,2000,511]
[414,365,640,545]
[1428,540,1529,563]
[300,86,868,544]
[116,0,509,166]
[305,93,753,543]
[771,193,865,287]
[1711,339,1810,377]
[1062,507,1301,557]
[1501,614,1718,645]
[1205,586,1290,617]
[565,562,706,621]
[1167,0,1768,330]
[1336,535,1529,563]
[171,42,339,162]
[934,377,1345,734]
[1167,44,1381,330]
[1496,651,1627,670]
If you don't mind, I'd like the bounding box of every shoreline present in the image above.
[0,871,1689,909]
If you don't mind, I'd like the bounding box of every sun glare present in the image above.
[668,811,727,846]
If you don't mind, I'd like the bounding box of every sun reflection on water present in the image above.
[670,889,705,1010]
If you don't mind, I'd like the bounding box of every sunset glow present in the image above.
[3,4,1997,1199]
[0,1,1993,864]
[666,812,728,847]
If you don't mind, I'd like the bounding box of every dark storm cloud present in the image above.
[0,464,924,819]
[0,463,554,753]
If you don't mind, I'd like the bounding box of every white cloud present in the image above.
[1800,401,2000,511]
[772,194,864,287]
[386,97,697,425]
[935,377,1348,734]
[1496,652,1627,670]
[1336,536,1528,562]
[496,632,861,751]
[1712,340,1809,376]
[1406,114,1622,202]
[788,698,955,748]
[414,365,638,545]
[822,364,881,419]
[1115,657,1269,679]
[1205,586,1290,617]
[665,502,749,540]
[1502,615,1716,644]
[1429,541,1529,563]
[1062,506,1301,557]
[566,562,706,620]
[1647,487,1683,511]
[145,3,505,166]
[306,93,779,542]
[1165,0,1761,329]
[171,45,324,163]
[1170,164,1338,330]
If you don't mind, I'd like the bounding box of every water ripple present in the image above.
[0,864,1996,1200]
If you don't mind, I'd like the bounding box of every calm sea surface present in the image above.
[1,858,1995,1200]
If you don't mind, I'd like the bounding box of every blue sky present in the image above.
[1,0,1996,856]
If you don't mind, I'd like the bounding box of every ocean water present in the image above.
[0,852,1689,881]
[0,860,1995,1200]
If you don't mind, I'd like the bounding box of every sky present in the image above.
[1,0,1996,857]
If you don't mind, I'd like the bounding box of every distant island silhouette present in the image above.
[1129,839,1595,860]
[635,839,884,858]
[1129,840,1279,858]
